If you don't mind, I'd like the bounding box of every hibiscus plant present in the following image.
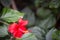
[0,0,60,40]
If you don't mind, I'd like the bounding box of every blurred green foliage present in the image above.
[0,0,60,40]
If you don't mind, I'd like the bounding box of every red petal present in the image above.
[18,18,28,33]
[21,20,28,26]
[13,30,23,38]
[18,18,28,26]
[18,18,23,24]
[8,23,18,34]
[19,26,27,32]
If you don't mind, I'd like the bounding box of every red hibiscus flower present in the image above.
[8,18,28,38]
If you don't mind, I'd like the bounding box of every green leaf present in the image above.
[49,0,60,8]
[28,26,45,40]
[36,14,56,31]
[22,7,35,27]
[0,25,8,37]
[21,33,38,40]
[36,8,51,19]
[46,28,60,40]
[46,28,56,40]
[1,8,24,22]
[52,30,60,40]
[34,0,44,7]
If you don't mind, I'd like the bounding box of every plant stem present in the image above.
[9,36,13,40]
[0,20,9,26]
[11,0,17,10]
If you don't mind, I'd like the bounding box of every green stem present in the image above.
[0,20,9,26]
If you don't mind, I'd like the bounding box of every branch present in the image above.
[11,0,17,10]
[0,20,9,26]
